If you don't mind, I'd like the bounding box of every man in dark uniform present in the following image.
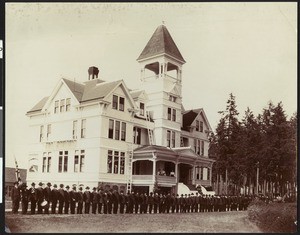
[142,192,148,213]
[179,194,185,213]
[112,189,119,214]
[20,183,29,214]
[36,182,44,214]
[69,185,77,214]
[134,192,140,214]
[97,188,103,214]
[102,191,108,214]
[170,193,176,213]
[139,192,145,214]
[129,191,135,214]
[11,181,21,214]
[148,192,154,214]
[77,186,84,214]
[153,192,159,214]
[107,189,113,214]
[91,187,98,214]
[165,192,171,213]
[190,193,196,212]
[50,184,58,214]
[29,182,37,214]
[83,186,91,214]
[64,185,70,214]
[119,190,126,214]
[58,184,65,214]
[43,182,52,214]
[175,194,180,213]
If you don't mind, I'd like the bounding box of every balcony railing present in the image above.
[156,175,176,185]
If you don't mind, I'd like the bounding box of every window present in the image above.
[40,125,44,142]
[119,97,125,111]
[169,95,176,102]
[200,121,204,132]
[167,130,171,147]
[133,127,141,144]
[108,119,114,139]
[47,156,51,173]
[54,101,59,113]
[74,150,85,172]
[171,131,175,148]
[115,121,120,140]
[207,168,210,180]
[108,119,126,141]
[42,155,46,173]
[140,102,145,116]
[167,108,172,120]
[172,109,176,122]
[200,167,203,180]
[114,151,119,174]
[120,152,125,174]
[197,139,201,155]
[66,98,71,111]
[201,141,204,156]
[81,119,86,138]
[73,121,77,139]
[47,124,51,140]
[196,120,200,131]
[121,122,126,141]
[194,139,197,153]
[60,99,65,112]
[58,151,68,173]
[107,150,113,173]
[112,95,118,110]
[167,108,176,122]
[107,150,125,174]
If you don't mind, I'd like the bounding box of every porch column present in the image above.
[152,159,156,182]
[175,162,178,183]
[192,165,196,185]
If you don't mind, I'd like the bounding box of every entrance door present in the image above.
[179,163,192,185]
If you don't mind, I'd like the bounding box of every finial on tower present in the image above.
[162,20,165,25]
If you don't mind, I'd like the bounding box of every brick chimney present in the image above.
[88,66,99,80]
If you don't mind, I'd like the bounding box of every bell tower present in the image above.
[137,25,186,148]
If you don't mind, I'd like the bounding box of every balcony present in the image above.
[156,175,176,186]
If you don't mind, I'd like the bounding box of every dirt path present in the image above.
[6,211,261,233]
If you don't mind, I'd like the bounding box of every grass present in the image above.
[6,210,261,233]
[247,199,297,233]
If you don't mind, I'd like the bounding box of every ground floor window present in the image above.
[74,150,85,172]
[58,151,68,173]
[107,150,125,174]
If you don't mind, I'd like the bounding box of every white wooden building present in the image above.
[26,25,214,194]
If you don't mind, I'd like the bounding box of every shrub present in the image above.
[248,199,297,233]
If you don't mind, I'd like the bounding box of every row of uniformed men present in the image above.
[12,181,253,215]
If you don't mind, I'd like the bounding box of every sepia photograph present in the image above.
[4,2,297,233]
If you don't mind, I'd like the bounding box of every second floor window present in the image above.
[108,119,126,141]
[167,130,175,148]
[112,95,118,110]
[60,99,65,112]
[201,140,204,156]
[133,127,141,145]
[81,119,86,138]
[167,108,176,122]
[112,95,125,111]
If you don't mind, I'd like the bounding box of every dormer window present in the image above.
[169,95,177,102]
[112,95,125,111]
[200,121,204,132]
[196,120,200,131]
[140,102,145,116]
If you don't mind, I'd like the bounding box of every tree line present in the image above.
[209,93,297,197]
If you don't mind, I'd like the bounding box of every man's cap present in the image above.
[47,182,52,187]
[93,187,96,190]
[53,184,57,188]
[38,182,43,186]
[66,185,70,189]
[60,184,64,188]
[86,186,90,189]
[79,187,83,190]
[72,186,76,190]
[31,182,35,186]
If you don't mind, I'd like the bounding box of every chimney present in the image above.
[88,66,99,80]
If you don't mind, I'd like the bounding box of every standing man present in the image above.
[77,186,84,214]
[112,189,119,214]
[51,184,58,214]
[97,188,103,214]
[36,182,44,214]
[107,189,113,214]
[11,181,21,214]
[20,183,29,214]
[148,192,154,214]
[58,184,65,214]
[134,192,139,214]
[170,193,176,213]
[83,186,91,214]
[119,190,126,214]
[69,185,77,214]
[43,182,52,214]
[91,187,98,214]
[175,194,180,213]
[29,182,37,214]
[64,185,70,214]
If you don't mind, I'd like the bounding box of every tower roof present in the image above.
[137,25,185,63]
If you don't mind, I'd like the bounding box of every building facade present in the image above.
[26,25,214,194]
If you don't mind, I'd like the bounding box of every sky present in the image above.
[5,3,297,168]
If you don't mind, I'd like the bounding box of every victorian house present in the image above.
[26,25,214,194]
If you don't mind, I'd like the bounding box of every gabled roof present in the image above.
[182,110,199,130]
[27,96,49,113]
[137,25,185,63]
[62,78,85,102]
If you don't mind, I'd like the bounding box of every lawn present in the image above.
[6,211,261,233]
